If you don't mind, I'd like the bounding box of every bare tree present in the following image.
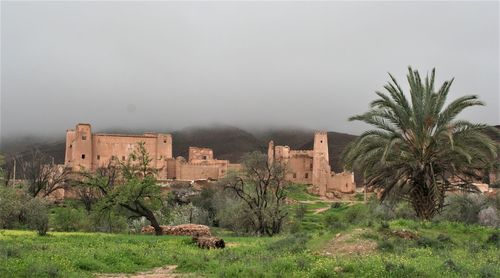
[223,151,288,236]
[20,149,71,197]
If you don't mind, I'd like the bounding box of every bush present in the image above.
[24,198,49,236]
[436,234,452,244]
[442,258,460,272]
[377,239,394,251]
[416,236,443,249]
[0,187,25,229]
[485,232,499,247]
[323,214,345,230]
[438,194,489,224]
[52,207,90,232]
[478,207,499,228]
[169,203,210,226]
[342,204,368,224]
[294,204,307,221]
[479,264,499,278]
[267,233,311,253]
[90,210,128,233]
[330,202,343,209]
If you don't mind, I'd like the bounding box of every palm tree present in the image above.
[342,67,499,220]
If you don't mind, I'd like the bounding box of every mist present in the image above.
[1,1,498,141]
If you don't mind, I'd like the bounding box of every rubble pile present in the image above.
[141,224,211,237]
[192,236,225,249]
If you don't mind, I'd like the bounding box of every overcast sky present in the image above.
[1,1,499,139]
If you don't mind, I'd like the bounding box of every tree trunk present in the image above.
[145,211,162,236]
[411,184,439,221]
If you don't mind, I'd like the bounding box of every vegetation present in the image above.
[78,142,164,235]
[222,151,288,236]
[1,197,499,277]
[343,67,499,220]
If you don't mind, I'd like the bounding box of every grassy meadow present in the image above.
[1,185,499,277]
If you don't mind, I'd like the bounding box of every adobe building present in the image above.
[268,132,356,196]
[65,123,238,181]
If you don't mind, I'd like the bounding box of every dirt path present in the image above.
[321,228,377,256]
[97,265,181,278]
[313,207,330,214]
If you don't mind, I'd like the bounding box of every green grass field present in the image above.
[1,186,499,277]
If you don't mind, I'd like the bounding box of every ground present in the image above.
[1,184,499,277]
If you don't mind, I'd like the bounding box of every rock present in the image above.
[334,267,343,273]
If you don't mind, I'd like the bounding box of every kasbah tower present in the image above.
[268,131,356,197]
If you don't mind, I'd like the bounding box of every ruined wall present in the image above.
[176,163,221,180]
[328,172,356,193]
[189,147,214,162]
[286,151,314,184]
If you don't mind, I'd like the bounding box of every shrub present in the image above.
[478,207,499,228]
[479,264,499,278]
[485,232,499,247]
[24,197,49,236]
[394,201,417,220]
[0,245,20,258]
[169,203,210,226]
[90,210,128,233]
[443,258,460,272]
[294,203,307,221]
[438,194,489,224]
[368,200,396,221]
[130,217,148,234]
[378,221,390,232]
[330,202,342,209]
[377,239,394,251]
[354,192,364,201]
[384,262,422,276]
[323,214,345,230]
[267,233,311,253]
[342,204,368,224]
[436,234,452,244]
[416,236,442,249]
[0,187,28,229]
[52,207,90,232]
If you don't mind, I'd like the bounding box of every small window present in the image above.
[203,155,207,160]
[122,156,126,161]
[320,140,323,143]
[97,155,100,160]
[305,173,309,179]
[310,163,313,170]
[82,135,87,140]
[164,140,167,143]
[293,173,297,179]
[81,154,85,159]
[69,144,72,148]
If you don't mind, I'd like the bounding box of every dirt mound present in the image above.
[322,228,377,256]
[141,224,211,237]
[391,229,419,240]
